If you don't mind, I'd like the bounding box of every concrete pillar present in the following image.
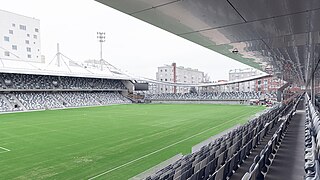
[277,90,282,102]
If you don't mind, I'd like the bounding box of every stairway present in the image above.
[9,93,27,111]
[229,119,282,180]
[0,94,13,109]
[264,100,305,180]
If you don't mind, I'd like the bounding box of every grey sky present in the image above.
[2,0,251,80]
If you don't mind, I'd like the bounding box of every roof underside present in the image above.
[96,0,320,86]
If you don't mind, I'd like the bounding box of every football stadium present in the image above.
[0,0,319,180]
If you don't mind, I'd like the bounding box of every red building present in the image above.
[255,77,301,93]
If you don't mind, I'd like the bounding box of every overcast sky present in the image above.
[2,0,251,80]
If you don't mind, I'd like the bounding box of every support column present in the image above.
[311,74,315,105]
[277,90,282,102]
[173,63,177,94]
[277,82,290,102]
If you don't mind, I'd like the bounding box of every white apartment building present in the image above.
[0,9,41,62]
[228,68,262,92]
[156,63,204,94]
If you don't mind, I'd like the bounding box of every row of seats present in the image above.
[241,98,298,180]
[0,91,131,111]
[0,73,126,90]
[15,92,63,110]
[144,101,294,180]
[0,97,10,112]
[145,92,276,101]
[56,92,101,107]
[305,94,320,180]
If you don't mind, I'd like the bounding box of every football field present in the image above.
[0,104,265,179]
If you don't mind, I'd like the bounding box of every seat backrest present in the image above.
[241,172,251,180]
[214,164,226,180]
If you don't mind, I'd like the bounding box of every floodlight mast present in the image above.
[97,32,106,71]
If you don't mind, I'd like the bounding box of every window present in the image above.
[12,23,15,27]
[35,28,39,32]
[27,54,31,58]
[165,79,167,81]
[19,25,26,30]
[26,47,31,52]
[33,35,37,39]
[9,30,13,34]
[4,51,10,56]
[12,45,17,50]
[165,69,167,72]
[27,34,30,37]
[4,36,9,42]
[25,40,29,44]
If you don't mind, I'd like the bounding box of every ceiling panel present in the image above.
[157,0,245,31]
[183,10,312,46]
[96,0,320,85]
[180,33,215,47]
[263,33,308,49]
[95,0,178,14]
[132,8,192,34]
[132,0,245,34]
[229,0,320,21]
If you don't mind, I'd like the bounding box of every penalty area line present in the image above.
[88,112,250,180]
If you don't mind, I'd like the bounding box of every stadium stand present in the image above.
[234,97,300,180]
[305,94,320,180]
[57,91,101,107]
[91,91,132,105]
[143,96,299,180]
[3,93,24,111]
[0,72,278,113]
[0,73,126,90]
[0,72,131,112]
[0,96,10,112]
[145,92,276,101]
[0,91,132,111]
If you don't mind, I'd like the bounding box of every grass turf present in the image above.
[0,104,265,179]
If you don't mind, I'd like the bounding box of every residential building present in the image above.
[156,63,205,94]
[0,9,41,62]
[229,68,262,92]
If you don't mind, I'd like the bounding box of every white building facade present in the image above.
[228,68,262,92]
[0,9,41,62]
[156,63,204,94]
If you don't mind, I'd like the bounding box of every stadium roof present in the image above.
[0,57,133,80]
[140,73,271,87]
[96,0,320,86]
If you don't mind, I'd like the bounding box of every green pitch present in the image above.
[0,104,264,179]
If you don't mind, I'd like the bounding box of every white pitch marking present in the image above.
[0,146,10,153]
[88,112,251,180]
